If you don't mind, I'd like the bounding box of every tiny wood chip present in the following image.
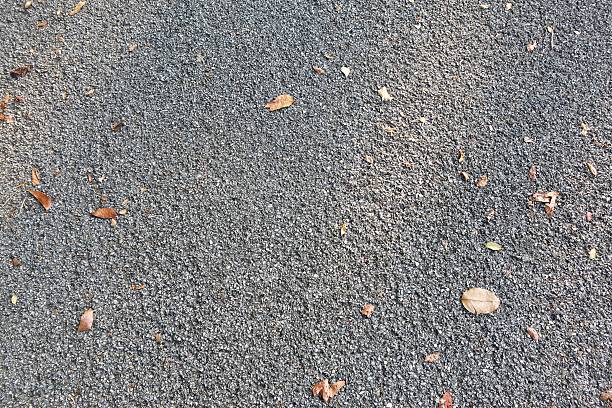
[68,0,86,16]
[461,288,500,315]
[265,94,294,111]
[27,190,52,210]
[78,308,94,332]
[360,303,375,317]
[91,207,117,219]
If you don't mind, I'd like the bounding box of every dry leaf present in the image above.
[425,352,441,363]
[78,308,94,332]
[531,191,560,217]
[461,288,500,315]
[505,2,513,11]
[110,218,118,227]
[68,0,86,16]
[31,168,41,186]
[528,164,537,181]
[475,175,488,188]
[485,241,502,251]
[339,222,348,237]
[27,190,52,210]
[524,136,535,143]
[586,161,597,177]
[326,380,345,403]
[312,379,345,404]
[10,65,32,79]
[402,161,415,169]
[485,208,496,223]
[360,303,375,317]
[312,380,329,398]
[36,20,48,29]
[438,390,453,408]
[526,327,540,342]
[382,125,397,134]
[459,171,470,181]
[154,333,162,343]
[479,3,490,9]
[458,149,465,163]
[0,94,9,110]
[128,43,139,52]
[118,208,128,216]
[313,66,325,75]
[600,390,612,405]
[91,207,117,219]
[580,123,591,136]
[378,87,392,102]
[589,248,597,260]
[340,66,351,77]
[527,41,537,52]
[84,87,95,97]
[265,94,294,111]
[131,283,145,291]
[111,121,124,132]
[364,155,374,165]
[10,256,22,267]
[0,113,14,124]
[10,294,18,305]
[24,0,32,9]
[585,211,593,222]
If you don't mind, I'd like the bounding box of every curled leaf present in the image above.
[265,94,294,111]
[91,207,117,219]
[31,168,41,185]
[526,326,540,342]
[425,352,441,363]
[461,288,500,315]
[438,390,453,408]
[326,380,345,403]
[78,308,94,332]
[27,190,52,210]
[485,241,502,251]
[312,379,329,397]
[459,171,470,181]
[68,0,86,16]
[377,87,392,102]
[360,303,375,317]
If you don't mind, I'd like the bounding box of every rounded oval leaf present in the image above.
[461,288,500,315]
[485,241,502,251]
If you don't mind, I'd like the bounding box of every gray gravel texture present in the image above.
[1,0,611,407]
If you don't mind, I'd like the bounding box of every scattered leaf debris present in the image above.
[24,0,32,9]
[68,0,86,16]
[377,87,392,101]
[459,171,470,181]
[437,390,453,408]
[364,155,374,165]
[360,303,375,317]
[313,66,325,75]
[528,164,537,181]
[78,308,94,332]
[27,190,52,210]
[425,352,441,363]
[154,333,162,343]
[312,379,346,404]
[588,247,597,260]
[118,208,128,216]
[340,66,351,77]
[586,161,597,177]
[531,191,560,217]
[128,43,138,52]
[461,288,500,315]
[110,218,118,227]
[600,389,612,406]
[265,94,294,111]
[131,283,145,291]
[585,211,593,222]
[10,294,18,305]
[84,87,95,97]
[91,207,118,219]
[31,168,41,186]
[485,241,502,251]
[475,175,488,188]
[580,123,592,136]
[10,257,22,267]
[485,208,496,223]
[526,326,540,342]
[111,121,125,132]
[36,20,48,29]
[339,222,348,237]
[458,149,465,163]
[527,41,537,53]
[10,65,32,79]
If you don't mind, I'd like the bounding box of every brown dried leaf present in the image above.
[313,66,325,75]
[360,303,375,317]
[154,333,162,343]
[27,190,52,210]
[84,87,95,97]
[425,352,441,363]
[437,390,453,408]
[585,211,593,222]
[325,380,345,403]
[131,283,145,291]
[0,94,9,110]
[600,389,612,405]
[458,149,465,163]
[78,308,94,332]
[31,168,41,186]
[0,113,14,124]
[364,155,374,165]
[528,164,536,181]
[475,175,488,188]
[265,94,294,111]
[461,288,500,315]
[527,41,537,52]
[11,257,22,267]
[377,87,392,102]
[91,207,117,219]
[68,0,86,16]
[580,122,591,136]
[526,326,540,342]
[36,20,48,29]
[110,218,118,227]
[459,171,470,181]
[339,222,348,237]
[10,65,32,79]
[586,161,597,177]
[111,121,124,132]
[128,43,138,52]
[312,379,329,397]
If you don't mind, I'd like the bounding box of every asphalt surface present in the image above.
[1,1,611,407]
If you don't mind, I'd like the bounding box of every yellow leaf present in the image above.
[485,241,502,251]
[68,0,86,16]
[461,288,500,315]
[265,94,294,111]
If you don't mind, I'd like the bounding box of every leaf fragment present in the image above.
[154,333,162,343]
[27,190,52,210]
[600,389,612,405]
[128,43,139,52]
[505,3,513,11]
[425,352,441,363]
[68,0,86,16]
[377,87,392,102]
[111,121,124,132]
[528,164,536,181]
[458,149,465,163]
[531,191,560,217]
[312,66,325,75]
[437,390,453,408]
[485,241,502,251]
[364,155,374,165]
[10,294,18,305]
[78,308,94,332]
[91,207,117,219]
[360,303,375,317]
[586,161,597,177]
[580,122,591,136]
[527,41,537,52]
[118,208,128,216]
[36,20,48,29]
[31,168,41,186]
[312,379,345,404]
[265,94,294,111]
[340,66,351,77]
[585,211,593,222]
[10,65,32,79]
[458,171,470,181]
[339,222,348,237]
[475,175,488,188]
[24,0,32,10]
[485,208,496,223]
[526,326,540,342]
[461,288,500,315]
[10,256,22,267]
